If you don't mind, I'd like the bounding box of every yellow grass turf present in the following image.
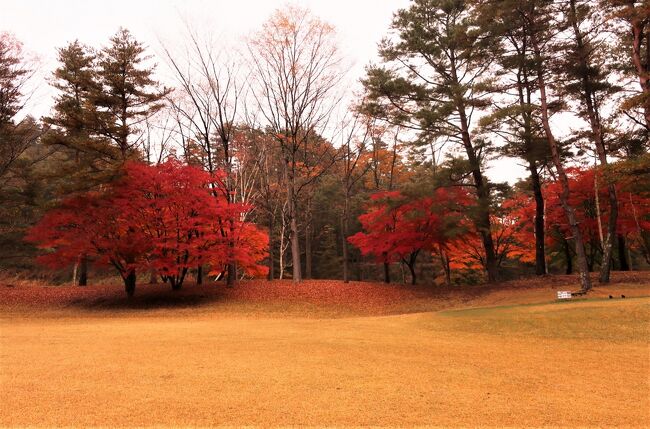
[1,293,649,428]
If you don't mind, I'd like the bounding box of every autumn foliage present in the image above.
[349,188,472,284]
[27,159,268,296]
[349,166,650,284]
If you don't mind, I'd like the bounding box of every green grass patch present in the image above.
[430,297,650,343]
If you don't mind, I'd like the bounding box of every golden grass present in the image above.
[1,288,649,427]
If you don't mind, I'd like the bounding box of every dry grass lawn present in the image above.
[1,276,649,427]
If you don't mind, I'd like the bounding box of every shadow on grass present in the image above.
[66,283,227,311]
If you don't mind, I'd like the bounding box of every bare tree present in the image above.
[339,110,372,283]
[248,6,343,283]
[162,27,245,286]
[0,33,40,187]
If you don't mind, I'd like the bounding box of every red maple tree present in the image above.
[349,188,470,284]
[27,159,268,296]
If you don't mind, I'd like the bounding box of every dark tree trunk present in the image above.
[408,263,416,285]
[515,47,546,277]
[599,184,618,283]
[439,246,451,286]
[618,234,630,271]
[196,265,203,285]
[78,255,88,286]
[529,162,547,275]
[587,249,595,272]
[170,277,182,290]
[457,122,498,282]
[405,252,419,285]
[474,176,499,283]
[149,268,158,284]
[383,261,390,284]
[564,239,573,275]
[226,262,237,288]
[531,29,591,292]
[124,270,136,297]
[450,57,498,283]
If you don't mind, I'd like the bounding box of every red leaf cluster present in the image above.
[348,188,475,280]
[26,159,269,294]
[349,166,650,275]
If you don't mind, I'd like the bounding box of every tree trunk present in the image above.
[529,161,546,275]
[439,246,451,287]
[149,268,158,284]
[267,215,275,281]
[564,239,573,275]
[515,46,546,277]
[226,210,237,286]
[566,0,618,284]
[408,262,417,285]
[618,234,630,271]
[383,260,390,284]
[630,12,650,128]
[305,220,312,280]
[404,252,419,285]
[599,184,618,283]
[124,270,136,297]
[342,191,350,283]
[226,263,236,286]
[287,173,302,282]
[452,59,498,283]
[471,164,499,283]
[77,255,87,286]
[279,210,287,279]
[290,214,301,283]
[196,265,203,285]
[531,30,592,292]
[226,262,237,288]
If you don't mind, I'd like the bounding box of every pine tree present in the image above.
[43,40,116,187]
[559,0,621,283]
[602,0,649,130]
[93,28,169,160]
[480,0,552,276]
[362,0,501,282]
[520,0,593,291]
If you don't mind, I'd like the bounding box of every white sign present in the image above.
[557,291,572,300]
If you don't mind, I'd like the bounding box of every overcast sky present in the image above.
[1,0,528,183]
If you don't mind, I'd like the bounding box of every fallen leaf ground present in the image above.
[1,273,648,427]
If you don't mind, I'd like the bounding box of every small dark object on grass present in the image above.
[609,295,613,299]
[621,294,626,299]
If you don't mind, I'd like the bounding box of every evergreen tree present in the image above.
[520,0,594,291]
[362,0,501,282]
[93,28,169,160]
[602,0,649,131]
[480,0,552,276]
[559,0,621,283]
[43,41,116,188]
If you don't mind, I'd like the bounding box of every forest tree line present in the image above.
[0,0,648,294]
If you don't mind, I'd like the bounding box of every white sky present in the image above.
[1,0,528,183]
